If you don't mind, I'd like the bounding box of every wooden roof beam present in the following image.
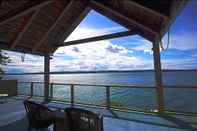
[32,0,75,52]
[60,30,136,46]
[89,1,158,35]
[0,0,52,26]
[10,10,40,49]
[0,41,46,56]
[127,1,170,21]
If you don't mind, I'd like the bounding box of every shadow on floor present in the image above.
[159,113,197,131]
[0,116,52,131]
[107,109,197,131]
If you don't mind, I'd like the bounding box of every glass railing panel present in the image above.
[74,85,106,106]
[164,87,197,113]
[110,87,156,111]
[33,82,44,97]
[17,82,30,95]
[52,84,71,102]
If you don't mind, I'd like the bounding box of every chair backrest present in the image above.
[23,100,52,128]
[65,108,103,131]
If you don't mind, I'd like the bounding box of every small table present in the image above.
[52,111,69,131]
[0,94,8,104]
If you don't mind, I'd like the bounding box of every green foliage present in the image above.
[0,50,11,74]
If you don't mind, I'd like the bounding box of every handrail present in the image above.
[17,81,197,116]
[17,81,197,89]
[18,81,155,88]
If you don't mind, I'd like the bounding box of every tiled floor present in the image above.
[0,97,197,131]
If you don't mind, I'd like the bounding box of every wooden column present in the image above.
[44,54,50,102]
[71,84,74,106]
[30,82,33,97]
[106,86,111,108]
[152,38,164,112]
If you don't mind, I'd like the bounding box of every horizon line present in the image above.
[1,69,197,75]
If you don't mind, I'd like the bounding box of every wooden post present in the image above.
[106,86,111,108]
[30,82,33,97]
[152,37,164,112]
[71,84,74,106]
[44,54,50,102]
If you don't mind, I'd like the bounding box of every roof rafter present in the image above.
[0,0,52,26]
[61,30,136,46]
[32,0,75,52]
[10,9,40,49]
[89,0,157,42]
[90,1,157,35]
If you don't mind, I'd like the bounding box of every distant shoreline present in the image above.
[1,69,197,75]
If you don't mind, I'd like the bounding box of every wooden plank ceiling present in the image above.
[0,0,187,56]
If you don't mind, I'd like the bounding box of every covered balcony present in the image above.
[0,0,197,131]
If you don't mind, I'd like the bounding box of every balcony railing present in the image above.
[17,81,197,115]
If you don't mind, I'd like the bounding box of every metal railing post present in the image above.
[30,82,33,97]
[71,84,74,106]
[50,83,53,100]
[106,86,111,108]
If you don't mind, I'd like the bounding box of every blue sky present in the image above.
[2,0,197,73]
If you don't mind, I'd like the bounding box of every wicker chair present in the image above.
[23,100,53,131]
[65,108,103,131]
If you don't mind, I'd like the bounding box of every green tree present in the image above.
[0,50,10,74]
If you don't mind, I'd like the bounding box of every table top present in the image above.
[52,111,65,121]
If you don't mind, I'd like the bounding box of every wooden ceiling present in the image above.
[0,0,187,56]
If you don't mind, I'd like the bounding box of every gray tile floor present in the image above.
[0,97,197,131]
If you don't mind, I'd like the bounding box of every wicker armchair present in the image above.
[65,108,103,131]
[23,100,53,131]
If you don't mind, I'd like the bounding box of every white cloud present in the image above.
[53,40,143,71]
[3,27,197,73]
[50,26,154,71]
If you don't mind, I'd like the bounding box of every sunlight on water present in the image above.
[3,71,197,112]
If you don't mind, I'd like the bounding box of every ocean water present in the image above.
[2,71,197,113]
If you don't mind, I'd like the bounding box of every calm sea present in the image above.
[2,70,197,113]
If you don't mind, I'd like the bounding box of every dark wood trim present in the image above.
[0,0,52,26]
[11,10,40,49]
